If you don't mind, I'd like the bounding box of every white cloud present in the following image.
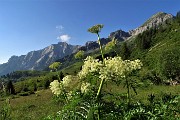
[57,34,71,42]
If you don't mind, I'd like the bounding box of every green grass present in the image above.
[134,85,180,103]
[0,89,61,120]
[0,82,180,119]
[104,81,180,103]
[62,61,83,75]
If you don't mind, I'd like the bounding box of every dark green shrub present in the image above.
[158,47,180,79]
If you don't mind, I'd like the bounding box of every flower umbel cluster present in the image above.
[78,56,102,79]
[124,59,142,72]
[62,75,73,87]
[50,75,73,96]
[88,24,104,34]
[49,80,63,96]
[99,57,125,81]
[100,57,143,81]
[78,56,143,82]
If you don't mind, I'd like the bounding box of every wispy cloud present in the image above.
[56,25,64,30]
[56,25,64,33]
[57,34,71,42]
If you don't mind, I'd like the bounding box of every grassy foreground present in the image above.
[0,85,180,120]
[0,89,61,120]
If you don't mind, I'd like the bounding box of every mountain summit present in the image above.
[129,12,173,36]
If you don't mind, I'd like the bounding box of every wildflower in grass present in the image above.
[62,75,72,87]
[81,82,91,94]
[50,80,62,96]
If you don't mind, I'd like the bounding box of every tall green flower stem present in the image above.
[96,33,106,100]
[88,24,105,100]
[125,77,130,105]
[97,33,105,65]
[88,24,105,120]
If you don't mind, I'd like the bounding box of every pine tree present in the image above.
[120,42,130,60]
[6,80,15,94]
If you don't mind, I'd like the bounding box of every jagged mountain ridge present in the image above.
[0,42,80,75]
[78,30,131,52]
[79,12,174,51]
[0,12,174,76]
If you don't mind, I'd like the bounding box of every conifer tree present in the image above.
[6,80,15,94]
[120,42,130,60]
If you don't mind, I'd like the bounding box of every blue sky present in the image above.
[0,0,179,64]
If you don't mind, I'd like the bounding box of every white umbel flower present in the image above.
[78,56,102,79]
[62,75,72,87]
[78,56,143,82]
[49,80,62,96]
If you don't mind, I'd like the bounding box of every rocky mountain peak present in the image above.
[129,12,173,36]
[109,30,130,41]
[78,38,111,52]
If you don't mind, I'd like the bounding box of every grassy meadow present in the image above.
[0,84,180,119]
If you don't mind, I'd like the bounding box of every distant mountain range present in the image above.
[0,42,80,75]
[0,12,174,76]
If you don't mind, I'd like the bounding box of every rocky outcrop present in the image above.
[78,38,111,51]
[129,12,173,36]
[109,30,130,41]
[0,42,80,76]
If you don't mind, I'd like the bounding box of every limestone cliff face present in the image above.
[129,12,173,36]
[0,42,80,75]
